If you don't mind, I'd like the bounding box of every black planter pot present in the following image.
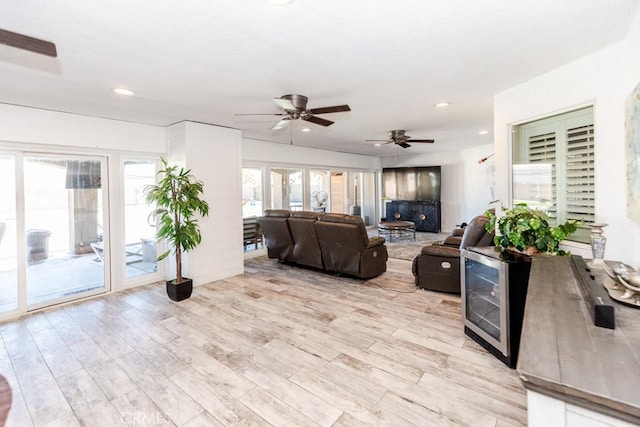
[166,278,193,301]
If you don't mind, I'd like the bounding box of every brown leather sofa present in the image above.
[412,212,494,293]
[257,210,388,279]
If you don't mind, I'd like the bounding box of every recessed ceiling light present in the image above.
[113,87,134,96]
[434,102,451,108]
[478,130,489,135]
[374,143,382,147]
[265,0,294,5]
[301,127,311,132]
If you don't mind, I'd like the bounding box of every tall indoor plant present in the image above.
[486,203,580,256]
[145,158,209,301]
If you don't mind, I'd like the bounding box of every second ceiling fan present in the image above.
[367,130,435,148]
[238,94,351,130]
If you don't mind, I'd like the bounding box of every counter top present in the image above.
[517,255,640,424]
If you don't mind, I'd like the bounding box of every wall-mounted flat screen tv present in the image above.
[383,166,441,201]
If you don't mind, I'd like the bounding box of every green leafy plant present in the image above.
[485,203,580,256]
[144,158,209,284]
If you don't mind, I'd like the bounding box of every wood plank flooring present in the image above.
[0,256,527,426]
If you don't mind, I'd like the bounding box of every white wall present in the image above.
[0,103,165,152]
[382,143,495,232]
[494,9,640,266]
[243,138,381,170]
[168,122,244,285]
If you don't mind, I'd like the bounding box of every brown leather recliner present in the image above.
[288,211,324,269]
[412,213,495,293]
[314,213,388,279]
[257,210,294,262]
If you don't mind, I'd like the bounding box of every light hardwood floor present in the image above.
[0,256,527,426]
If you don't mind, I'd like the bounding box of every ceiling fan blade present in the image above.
[303,115,334,127]
[0,29,57,57]
[273,97,296,111]
[307,104,351,115]
[365,139,389,142]
[397,141,411,148]
[270,118,291,130]
[407,139,435,143]
[235,113,286,116]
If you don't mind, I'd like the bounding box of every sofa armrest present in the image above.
[442,235,462,247]
[451,228,465,237]
[420,244,460,257]
[367,236,385,248]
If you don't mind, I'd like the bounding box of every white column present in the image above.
[166,121,244,286]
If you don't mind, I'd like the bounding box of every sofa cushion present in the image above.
[290,211,319,219]
[263,209,291,218]
[318,213,347,223]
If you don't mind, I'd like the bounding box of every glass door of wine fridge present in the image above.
[461,249,508,356]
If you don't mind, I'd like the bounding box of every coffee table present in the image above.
[378,220,416,241]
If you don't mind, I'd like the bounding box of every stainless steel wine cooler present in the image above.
[461,246,532,368]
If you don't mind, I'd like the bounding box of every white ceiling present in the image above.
[1,0,638,157]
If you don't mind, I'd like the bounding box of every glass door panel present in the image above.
[464,257,501,341]
[309,169,329,213]
[361,171,377,226]
[347,171,363,217]
[270,168,303,211]
[242,167,263,218]
[123,160,157,280]
[330,172,346,213]
[0,155,18,313]
[24,155,107,307]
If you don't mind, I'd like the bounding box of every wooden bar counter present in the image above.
[517,255,640,426]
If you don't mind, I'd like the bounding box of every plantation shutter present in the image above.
[565,124,595,222]
[527,132,557,222]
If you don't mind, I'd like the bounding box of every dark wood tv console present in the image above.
[383,200,441,232]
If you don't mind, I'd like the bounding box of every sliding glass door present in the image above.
[0,155,18,314]
[24,155,109,307]
[0,153,109,314]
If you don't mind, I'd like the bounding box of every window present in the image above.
[512,107,594,243]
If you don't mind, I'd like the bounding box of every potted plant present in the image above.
[485,203,580,256]
[145,158,209,301]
